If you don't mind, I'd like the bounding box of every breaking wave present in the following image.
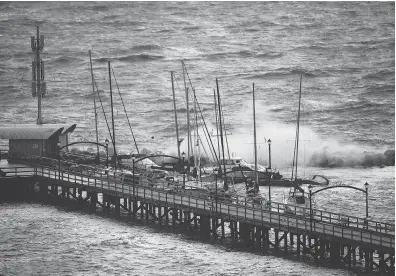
[52,56,83,65]
[361,69,395,81]
[95,54,165,63]
[246,67,331,79]
[256,51,284,59]
[309,147,395,168]
[130,44,163,51]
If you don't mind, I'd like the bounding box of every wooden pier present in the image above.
[0,163,394,275]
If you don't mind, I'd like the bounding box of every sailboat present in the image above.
[208,83,285,187]
[284,75,329,213]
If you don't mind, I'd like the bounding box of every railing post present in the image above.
[278,213,281,229]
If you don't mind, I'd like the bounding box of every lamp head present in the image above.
[181,151,186,161]
[364,182,369,190]
[308,184,313,193]
[268,139,271,145]
[57,141,61,147]
[132,155,136,162]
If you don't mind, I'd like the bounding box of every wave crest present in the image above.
[309,147,395,168]
[95,54,165,63]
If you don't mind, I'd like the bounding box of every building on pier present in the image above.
[0,124,76,158]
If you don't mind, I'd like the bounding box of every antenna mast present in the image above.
[31,26,46,124]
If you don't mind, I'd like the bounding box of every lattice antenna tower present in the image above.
[31,26,46,124]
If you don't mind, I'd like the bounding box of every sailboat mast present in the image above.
[193,88,198,169]
[216,78,228,191]
[89,50,100,162]
[253,83,258,185]
[108,61,116,170]
[182,62,191,166]
[294,75,303,181]
[171,71,181,159]
[213,89,221,164]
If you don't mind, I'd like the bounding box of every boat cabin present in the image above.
[0,124,76,159]
[220,157,246,166]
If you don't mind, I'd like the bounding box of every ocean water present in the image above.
[0,1,394,275]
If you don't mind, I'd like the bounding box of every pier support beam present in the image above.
[89,192,97,212]
[199,215,210,239]
[330,242,341,267]
[240,222,253,247]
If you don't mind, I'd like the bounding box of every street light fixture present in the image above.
[308,184,313,232]
[57,140,61,184]
[215,173,218,213]
[267,139,272,169]
[105,138,109,167]
[181,151,186,189]
[364,182,369,220]
[267,138,272,203]
[132,155,136,198]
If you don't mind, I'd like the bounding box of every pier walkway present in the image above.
[0,163,394,274]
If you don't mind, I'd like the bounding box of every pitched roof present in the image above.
[0,124,77,140]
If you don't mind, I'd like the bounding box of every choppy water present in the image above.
[1,203,361,276]
[0,1,394,275]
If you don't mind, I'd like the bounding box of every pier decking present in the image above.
[0,161,394,274]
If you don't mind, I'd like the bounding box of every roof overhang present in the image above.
[0,124,77,140]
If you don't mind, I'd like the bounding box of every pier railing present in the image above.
[0,149,9,160]
[2,157,395,236]
[28,165,394,251]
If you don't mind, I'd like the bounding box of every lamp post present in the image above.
[268,173,272,205]
[364,182,369,219]
[182,151,186,189]
[105,138,109,167]
[132,155,136,198]
[268,139,272,169]
[215,173,218,213]
[57,140,61,184]
[308,184,313,232]
[268,139,272,203]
